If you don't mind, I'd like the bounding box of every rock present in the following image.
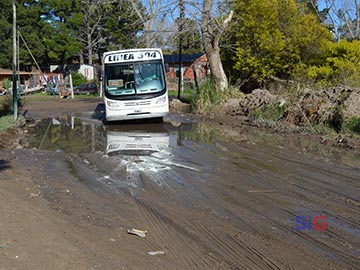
[169,99,190,114]
[239,89,277,116]
[284,86,352,129]
[15,144,23,149]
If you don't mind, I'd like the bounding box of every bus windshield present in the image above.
[105,61,165,97]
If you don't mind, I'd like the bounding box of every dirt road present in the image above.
[0,97,359,269]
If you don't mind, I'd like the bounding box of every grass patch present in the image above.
[191,79,243,113]
[168,88,195,104]
[72,93,100,99]
[0,95,26,132]
[0,115,16,132]
[343,117,360,134]
[249,102,287,122]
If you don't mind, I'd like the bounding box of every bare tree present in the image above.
[130,0,175,48]
[78,0,114,65]
[318,0,360,41]
[200,0,233,91]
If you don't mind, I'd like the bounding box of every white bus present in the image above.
[102,48,169,121]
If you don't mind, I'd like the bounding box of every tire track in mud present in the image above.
[132,195,217,269]
[227,233,282,270]
[284,173,360,257]
[232,145,359,190]
[225,149,359,225]
[272,208,359,269]
[194,222,283,270]
[198,167,358,270]
[291,178,360,212]
[258,150,360,195]
[292,230,358,268]
[247,206,357,269]
[246,191,358,269]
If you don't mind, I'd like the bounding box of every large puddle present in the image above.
[22,112,360,168]
[21,112,360,197]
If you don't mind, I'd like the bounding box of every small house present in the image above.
[164,53,209,83]
[50,64,94,81]
[0,68,41,89]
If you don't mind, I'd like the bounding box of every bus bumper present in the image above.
[105,96,169,121]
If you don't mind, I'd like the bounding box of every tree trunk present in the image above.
[79,51,84,65]
[201,0,233,91]
[88,32,93,65]
[203,37,228,91]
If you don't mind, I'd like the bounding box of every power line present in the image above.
[18,30,42,72]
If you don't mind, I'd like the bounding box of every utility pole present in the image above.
[177,0,184,100]
[12,0,18,120]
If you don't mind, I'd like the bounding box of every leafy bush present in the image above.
[0,96,13,116]
[0,115,16,132]
[0,96,24,116]
[343,117,360,134]
[2,78,11,89]
[230,0,332,88]
[71,72,87,87]
[303,40,360,87]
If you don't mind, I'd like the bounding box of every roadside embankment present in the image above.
[179,86,360,149]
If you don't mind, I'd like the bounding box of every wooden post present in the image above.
[12,0,17,120]
[70,74,74,99]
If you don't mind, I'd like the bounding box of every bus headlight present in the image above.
[155,95,167,105]
[106,100,121,107]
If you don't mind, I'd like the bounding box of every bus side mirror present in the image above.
[165,63,170,73]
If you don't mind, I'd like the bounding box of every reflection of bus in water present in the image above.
[103,48,169,121]
[105,124,169,155]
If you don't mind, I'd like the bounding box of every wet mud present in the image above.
[13,111,360,270]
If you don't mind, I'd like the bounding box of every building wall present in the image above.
[0,72,37,89]
[165,54,208,82]
[79,65,94,81]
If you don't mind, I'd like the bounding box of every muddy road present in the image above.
[0,98,359,270]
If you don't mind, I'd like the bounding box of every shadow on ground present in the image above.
[0,159,10,171]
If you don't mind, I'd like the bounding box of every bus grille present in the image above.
[124,100,152,107]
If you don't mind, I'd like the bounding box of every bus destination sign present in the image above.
[104,51,161,63]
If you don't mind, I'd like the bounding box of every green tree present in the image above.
[40,0,82,64]
[0,0,47,70]
[99,1,143,55]
[0,0,144,70]
[17,0,47,70]
[0,0,15,69]
[304,39,360,86]
[228,0,331,89]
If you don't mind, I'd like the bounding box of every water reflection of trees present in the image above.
[30,118,105,154]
